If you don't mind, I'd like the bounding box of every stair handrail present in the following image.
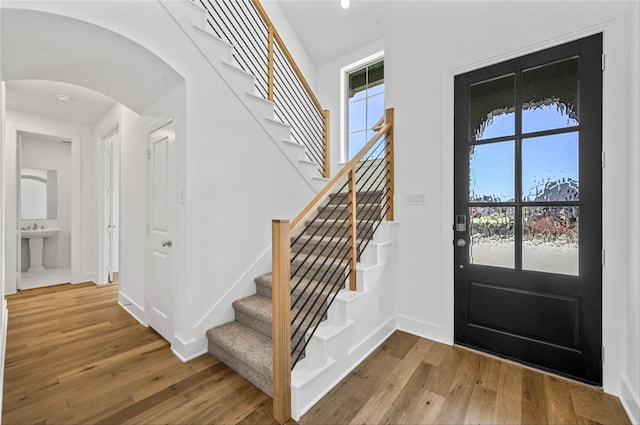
[292,113,394,231]
[272,108,394,423]
[253,0,331,177]
[250,1,320,112]
[196,0,330,178]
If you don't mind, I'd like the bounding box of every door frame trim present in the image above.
[4,123,82,293]
[98,126,120,285]
[144,118,175,343]
[440,12,629,394]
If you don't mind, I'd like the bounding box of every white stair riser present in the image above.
[191,25,234,64]
[302,321,353,365]
[218,63,258,97]
[164,0,207,29]
[290,222,399,419]
[165,1,325,192]
[244,94,275,120]
[281,141,309,162]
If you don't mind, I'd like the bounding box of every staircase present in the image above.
[206,190,385,396]
[161,2,397,420]
[161,0,329,192]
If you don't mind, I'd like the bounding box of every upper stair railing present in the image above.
[196,0,330,177]
[272,108,395,423]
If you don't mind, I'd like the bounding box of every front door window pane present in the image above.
[469,207,515,268]
[523,206,579,275]
[522,57,580,133]
[469,141,515,202]
[522,133,579,202]
[470,74,515,140]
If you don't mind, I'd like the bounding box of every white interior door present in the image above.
[146,121,174,342]
[105,132,120,283]
[15,135,21,290]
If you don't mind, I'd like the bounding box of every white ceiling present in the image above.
[1,8,183,115]
[2,1,385,126]
[275,0,388,66]
[6,80,117,125]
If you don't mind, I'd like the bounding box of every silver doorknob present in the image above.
[161,240,173,248]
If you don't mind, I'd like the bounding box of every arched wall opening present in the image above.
[1,7,186,299]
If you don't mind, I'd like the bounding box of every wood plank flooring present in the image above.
[2,282,287,425]
[299,331,631,425]
[2,282,631,424]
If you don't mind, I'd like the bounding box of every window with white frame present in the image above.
[346,59,384,161]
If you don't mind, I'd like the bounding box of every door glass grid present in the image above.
[522,133,579,202]
[522,206,579,275]
[469,206,515,268]
[467,62,581,275]
[522,57,580,133]
[469,141,515,203]
[470,74,515,141]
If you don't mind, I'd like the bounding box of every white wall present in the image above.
[390,0,635,403]
[4,110,94,291]
[316,38,385,173]
[93,102,145,301]
[313,0,639,409]
[1,1,319,359]
[261,0,317,88]
[623,1,640,422]
[19,136,71,269]
[0,79,8,424]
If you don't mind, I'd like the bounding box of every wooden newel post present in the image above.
[267,26,275,102]
[323,109,331,179]
[385,108,395,222]
[272,220,291,424]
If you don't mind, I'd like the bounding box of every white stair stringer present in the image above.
[160,0,325,192]
[290,221,399,421]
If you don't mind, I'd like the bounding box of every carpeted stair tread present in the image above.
[292,233,368,256]
[206,321,272,395]
[328,191,383,205]
[234,294,271,323]
[317,202,382,219]
[255,272,344,297]
[233,294,273,337]
[301,218,376,238]
[303,217,379,227]
[291,251,349,279]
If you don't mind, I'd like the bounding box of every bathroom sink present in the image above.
[21,228,60,239]
[21,228,60,272]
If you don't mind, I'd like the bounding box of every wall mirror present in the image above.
[20,167,58,220]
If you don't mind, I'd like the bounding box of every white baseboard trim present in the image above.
[620,377,640,425]
[171,335,208,362]
[292,317,396,421]
[117,292,147,327]
[74,272,97,284]
[171,345,207,363]
[396,314,445,343]
[0,300,8,422]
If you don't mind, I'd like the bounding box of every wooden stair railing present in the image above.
[272,108,395,423]
[197,0,330,178]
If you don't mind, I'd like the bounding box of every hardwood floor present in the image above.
[2,282,630,425]
[299,331,631,425]
[2,283,286,425]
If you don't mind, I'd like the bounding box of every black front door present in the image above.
[454,34,603,385]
